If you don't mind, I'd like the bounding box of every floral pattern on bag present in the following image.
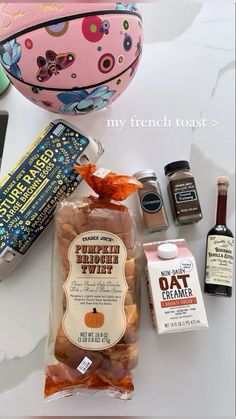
[36,50,76,82]
[57,86,116,114]
[116,3,137,11]
[0,38,22,79]
[0,4,142,114]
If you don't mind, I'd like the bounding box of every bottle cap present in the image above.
[164,160,190,176]
[217,176,229,186]
[157,243,178,259]
[133,169,157,182]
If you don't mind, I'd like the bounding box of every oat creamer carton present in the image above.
[143,239,208,334]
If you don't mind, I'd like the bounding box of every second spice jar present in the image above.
[133,170,169,233]
[164,160,203,225]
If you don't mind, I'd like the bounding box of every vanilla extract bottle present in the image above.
[204,177,234,297]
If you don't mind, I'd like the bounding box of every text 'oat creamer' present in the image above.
[144,239,208,334]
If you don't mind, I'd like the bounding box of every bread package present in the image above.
[45,164,143,400]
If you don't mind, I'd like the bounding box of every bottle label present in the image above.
[169,178,202,218]
[141,191,163,213]
[63,230,128,350]
[205,235,234,287]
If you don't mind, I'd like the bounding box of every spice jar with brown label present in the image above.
[164,161,203,225]
[133,170,169,232]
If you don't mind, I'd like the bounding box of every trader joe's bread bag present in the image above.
[45,164,143,400]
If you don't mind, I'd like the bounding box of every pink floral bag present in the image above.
[0,3,143,114]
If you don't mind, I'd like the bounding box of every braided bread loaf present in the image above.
[45,197,140,399]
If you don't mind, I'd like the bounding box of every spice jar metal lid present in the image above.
[164,160,190,176]
[133,169,157,182]
[157,243,178,259]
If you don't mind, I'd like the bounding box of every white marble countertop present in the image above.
[0,2,235,416]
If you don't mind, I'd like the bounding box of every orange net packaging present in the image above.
[44,164,144,400]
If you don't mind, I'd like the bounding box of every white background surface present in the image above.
[0,2,235,416]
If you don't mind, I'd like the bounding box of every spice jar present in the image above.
[164,160,203,225]
[133,170,169,232]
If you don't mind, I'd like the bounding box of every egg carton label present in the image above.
[0,121,99,263]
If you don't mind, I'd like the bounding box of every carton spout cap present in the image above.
[157,243,178,259]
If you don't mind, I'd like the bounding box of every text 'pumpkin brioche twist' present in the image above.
[45,164,143,400]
